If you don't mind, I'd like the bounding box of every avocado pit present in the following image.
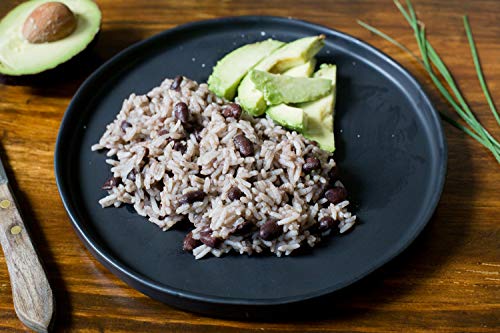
[22,2,77,44]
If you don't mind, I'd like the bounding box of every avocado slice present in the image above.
[250,70,331,105]
[237,35,325,116]
[266,58,314,132]
[282,58,316,77]
[267,36,325,74]
[301,64,337,152]
[266,104,305,132]
[208,39,284,100]
[0,0,101,76]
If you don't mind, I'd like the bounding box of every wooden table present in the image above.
[1,0,499,331]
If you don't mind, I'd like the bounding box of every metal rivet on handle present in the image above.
[10,226,22,235]
[0,200,10,209]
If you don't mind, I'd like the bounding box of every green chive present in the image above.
[463,16,500,126]
[358,0,500,164]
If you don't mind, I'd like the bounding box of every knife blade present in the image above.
[0,156,54,332]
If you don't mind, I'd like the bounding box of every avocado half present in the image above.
[0,0,101,80]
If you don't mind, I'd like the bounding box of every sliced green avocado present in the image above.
[208,39,284,100]
[0,0,101,76]
[237,35,325,116]
[301,64,337,152]
[250,70,332,105]
[266,104,305,132]
[268,36,325,73]
[282,58,316,77]
[266,57,313,131]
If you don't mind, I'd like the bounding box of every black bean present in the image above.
[199,229,221,248]
[174,102,189,123]
[227,186,243,201]
[221,103,242,119]
[248,175,258,183]
[101,177,120,190]
[170,75,183,90]
[120,120,132,132]
[158,129,169,136]
[183,232,200,251]
[184,122,202,138]
[259,219,282,241]
[325,186,348,204]
[328,166,340,183]
[318,216,338,232]
[233,134,254,157]
[173,141,187,154]
[303,157,321,173]
[232,220,254,236]
[179,190,206,205]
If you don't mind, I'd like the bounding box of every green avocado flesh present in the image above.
[250,70,331,105]
[237,35,325,116]
[266,104,305,132]
[301,64,337,152]
[208,39,284,100]
[282,58,316,77]
[0,0,101,76]
[265,59,314,132]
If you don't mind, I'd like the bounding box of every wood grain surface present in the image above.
[0,184,54,333]
[0,0,499,332]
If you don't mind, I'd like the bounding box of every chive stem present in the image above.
[358,1,500,164]
[463,16,500,126]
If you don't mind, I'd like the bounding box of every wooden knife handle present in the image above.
[0,183,54,333]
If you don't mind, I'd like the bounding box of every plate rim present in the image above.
[54,15,447,307]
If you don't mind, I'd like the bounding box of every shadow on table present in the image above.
[2,27,146,98]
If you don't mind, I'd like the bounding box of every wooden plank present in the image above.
[0,0,498,332]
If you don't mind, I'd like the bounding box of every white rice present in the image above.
[92,77,357,258]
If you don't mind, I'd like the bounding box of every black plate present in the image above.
[55,16,447,318]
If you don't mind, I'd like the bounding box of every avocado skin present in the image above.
[0,33,100,86]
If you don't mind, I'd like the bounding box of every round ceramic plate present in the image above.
[55,16,447,318]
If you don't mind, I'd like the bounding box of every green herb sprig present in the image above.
[358,0,500,164]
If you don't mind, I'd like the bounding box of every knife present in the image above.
[0,157,54,332]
